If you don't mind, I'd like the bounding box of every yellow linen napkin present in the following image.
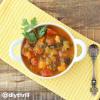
[0,0,100,100]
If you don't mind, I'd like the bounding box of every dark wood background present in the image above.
[0,0,100,99]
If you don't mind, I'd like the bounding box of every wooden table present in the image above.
[0,0,100,99]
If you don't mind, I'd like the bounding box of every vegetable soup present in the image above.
[21,25,74,77]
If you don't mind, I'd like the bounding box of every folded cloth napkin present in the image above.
[0,0,100,100]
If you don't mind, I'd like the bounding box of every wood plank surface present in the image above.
[0,0,100,99]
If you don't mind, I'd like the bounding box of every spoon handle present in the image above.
[90,58,98,95]
[92,59,96,80]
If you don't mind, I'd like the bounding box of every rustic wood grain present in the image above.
[0,0,100,99]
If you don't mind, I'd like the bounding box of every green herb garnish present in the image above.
[22,18,37,32]
[22,19,29,26]
[38,26,47,38]
[22,17,47,43]
[31,17,37,26]
[22,32,37,43]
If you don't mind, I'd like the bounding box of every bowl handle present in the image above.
[74,39,87,62]
[9,39,22,62]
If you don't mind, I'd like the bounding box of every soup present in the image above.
[21,25,74,77]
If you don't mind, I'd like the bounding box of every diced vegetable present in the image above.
[39,37,46,42]
[50,56,56,62]
[22,42,30,56]
[31,58,38,66]
[50,49,57,56]
[51,63,57,71]
[65,57,71,65]
[45,47,51,54]
[37,48,44,55]
[40,69,53,77]
[38,60,46,69]
[46,58,52,65]
[46,38,55,46]
[34,46,44,55]
[25,52,31,59]
[58,51,63,57]
[59,51,67,58]
[22,42,30,57]
[57,63,66,72]
[47,28,56,36]
[55,35,60,43]
[59,59,65,63]
[36,40,43,46]
[29,48,36,57]
[63,52,68,58]
[62,41,70,51]
[47,66,52,70]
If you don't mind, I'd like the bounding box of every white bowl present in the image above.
[9,23,87,79]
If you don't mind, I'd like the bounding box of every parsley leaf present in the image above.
[22,32,37,43]
[23,25,34,32]
[21,17,47,43]
[28,32,37,42]
[31,17,37,26]
[22,17,37,32]
[38,26,47,38]
[22,19,29,26]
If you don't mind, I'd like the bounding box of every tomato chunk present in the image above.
[41,69,53,77]
[47,28,56,36]
[31,58,38,66]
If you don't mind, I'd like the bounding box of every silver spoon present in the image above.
[89,44,99,95]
